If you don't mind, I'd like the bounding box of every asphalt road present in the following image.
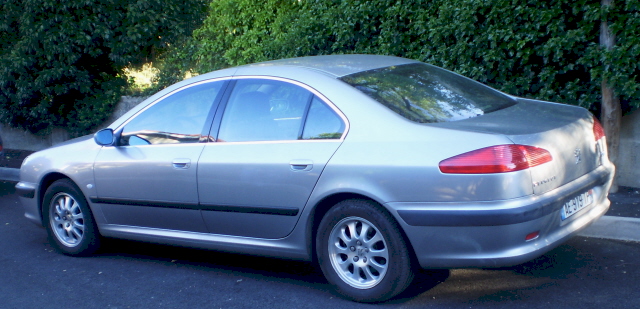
[1,180,639,309]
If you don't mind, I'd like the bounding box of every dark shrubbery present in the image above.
[0,0,207,136]
[2,0,638,136]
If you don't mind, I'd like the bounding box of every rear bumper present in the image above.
[388,163,614,268]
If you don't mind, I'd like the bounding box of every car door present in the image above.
[197,78,347,239]
[93,80,227,232]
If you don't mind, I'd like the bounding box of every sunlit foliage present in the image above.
[0,0,207,135]
[162,0,639,114]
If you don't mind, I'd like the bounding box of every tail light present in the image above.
[439,144,552,174]
[592,117,605,141]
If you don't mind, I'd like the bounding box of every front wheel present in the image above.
[43,179,101,256]
[316,199,414,302]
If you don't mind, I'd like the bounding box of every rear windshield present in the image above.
[340,63,516,123]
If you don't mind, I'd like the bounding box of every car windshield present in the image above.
[340,63,516,123]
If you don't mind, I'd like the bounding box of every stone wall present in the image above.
[617,109,640,188]
[0,96,147,151]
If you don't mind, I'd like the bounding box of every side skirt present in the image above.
[98,224,311,261]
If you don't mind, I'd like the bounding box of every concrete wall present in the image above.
[617,108,640,188]
[0,96,146,151]
[1,97,639,188]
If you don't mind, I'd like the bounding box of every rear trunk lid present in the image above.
[431,98,604,194]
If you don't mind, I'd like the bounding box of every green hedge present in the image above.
[0,0,207,136]
[4,0,636,135]
[164,0,639,113]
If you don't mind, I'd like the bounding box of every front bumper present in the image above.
[388,164,614,268]
[16,181,41,226]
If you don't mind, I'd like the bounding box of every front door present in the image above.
[93,80,226,232]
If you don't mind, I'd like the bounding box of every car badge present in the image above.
[574,148,582,164]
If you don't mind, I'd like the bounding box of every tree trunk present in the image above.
[600,0,621,193]
[601,79,621,193]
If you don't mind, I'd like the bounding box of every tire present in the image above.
[316,199,414,302]
[43,179,101,256]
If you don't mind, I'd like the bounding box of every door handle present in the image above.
[289,160,313,171]
[172,159,191,169]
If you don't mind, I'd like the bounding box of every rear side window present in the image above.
[217,79,311,142]
[217,79,345,142]
[302,97,345,140]
[340,63,516,123]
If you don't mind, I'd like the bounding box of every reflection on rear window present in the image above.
[340,63,516,123]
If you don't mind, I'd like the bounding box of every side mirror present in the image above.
[94,128,115,146]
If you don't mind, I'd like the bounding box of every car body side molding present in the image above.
[90,197,299,216]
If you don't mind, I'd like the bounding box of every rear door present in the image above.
[197,78,346,239]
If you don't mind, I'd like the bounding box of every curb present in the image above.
[0,167,638,243]
[578,216,640,242]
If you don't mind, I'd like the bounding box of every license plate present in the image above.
[561,189,594,221]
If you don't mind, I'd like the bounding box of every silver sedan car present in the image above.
[16,55,614,302]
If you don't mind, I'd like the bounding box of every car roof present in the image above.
[241,54,420,77]
[108,55,419,130]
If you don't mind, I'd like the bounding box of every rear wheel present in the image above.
[316,199,414,302]
[43,179,100,256]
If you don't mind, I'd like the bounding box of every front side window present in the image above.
[217,79,344,142]
[340,63,516,123]
[120,81,223,146]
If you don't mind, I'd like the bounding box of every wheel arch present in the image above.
[306,192,418,265]
[37,172,74,224]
